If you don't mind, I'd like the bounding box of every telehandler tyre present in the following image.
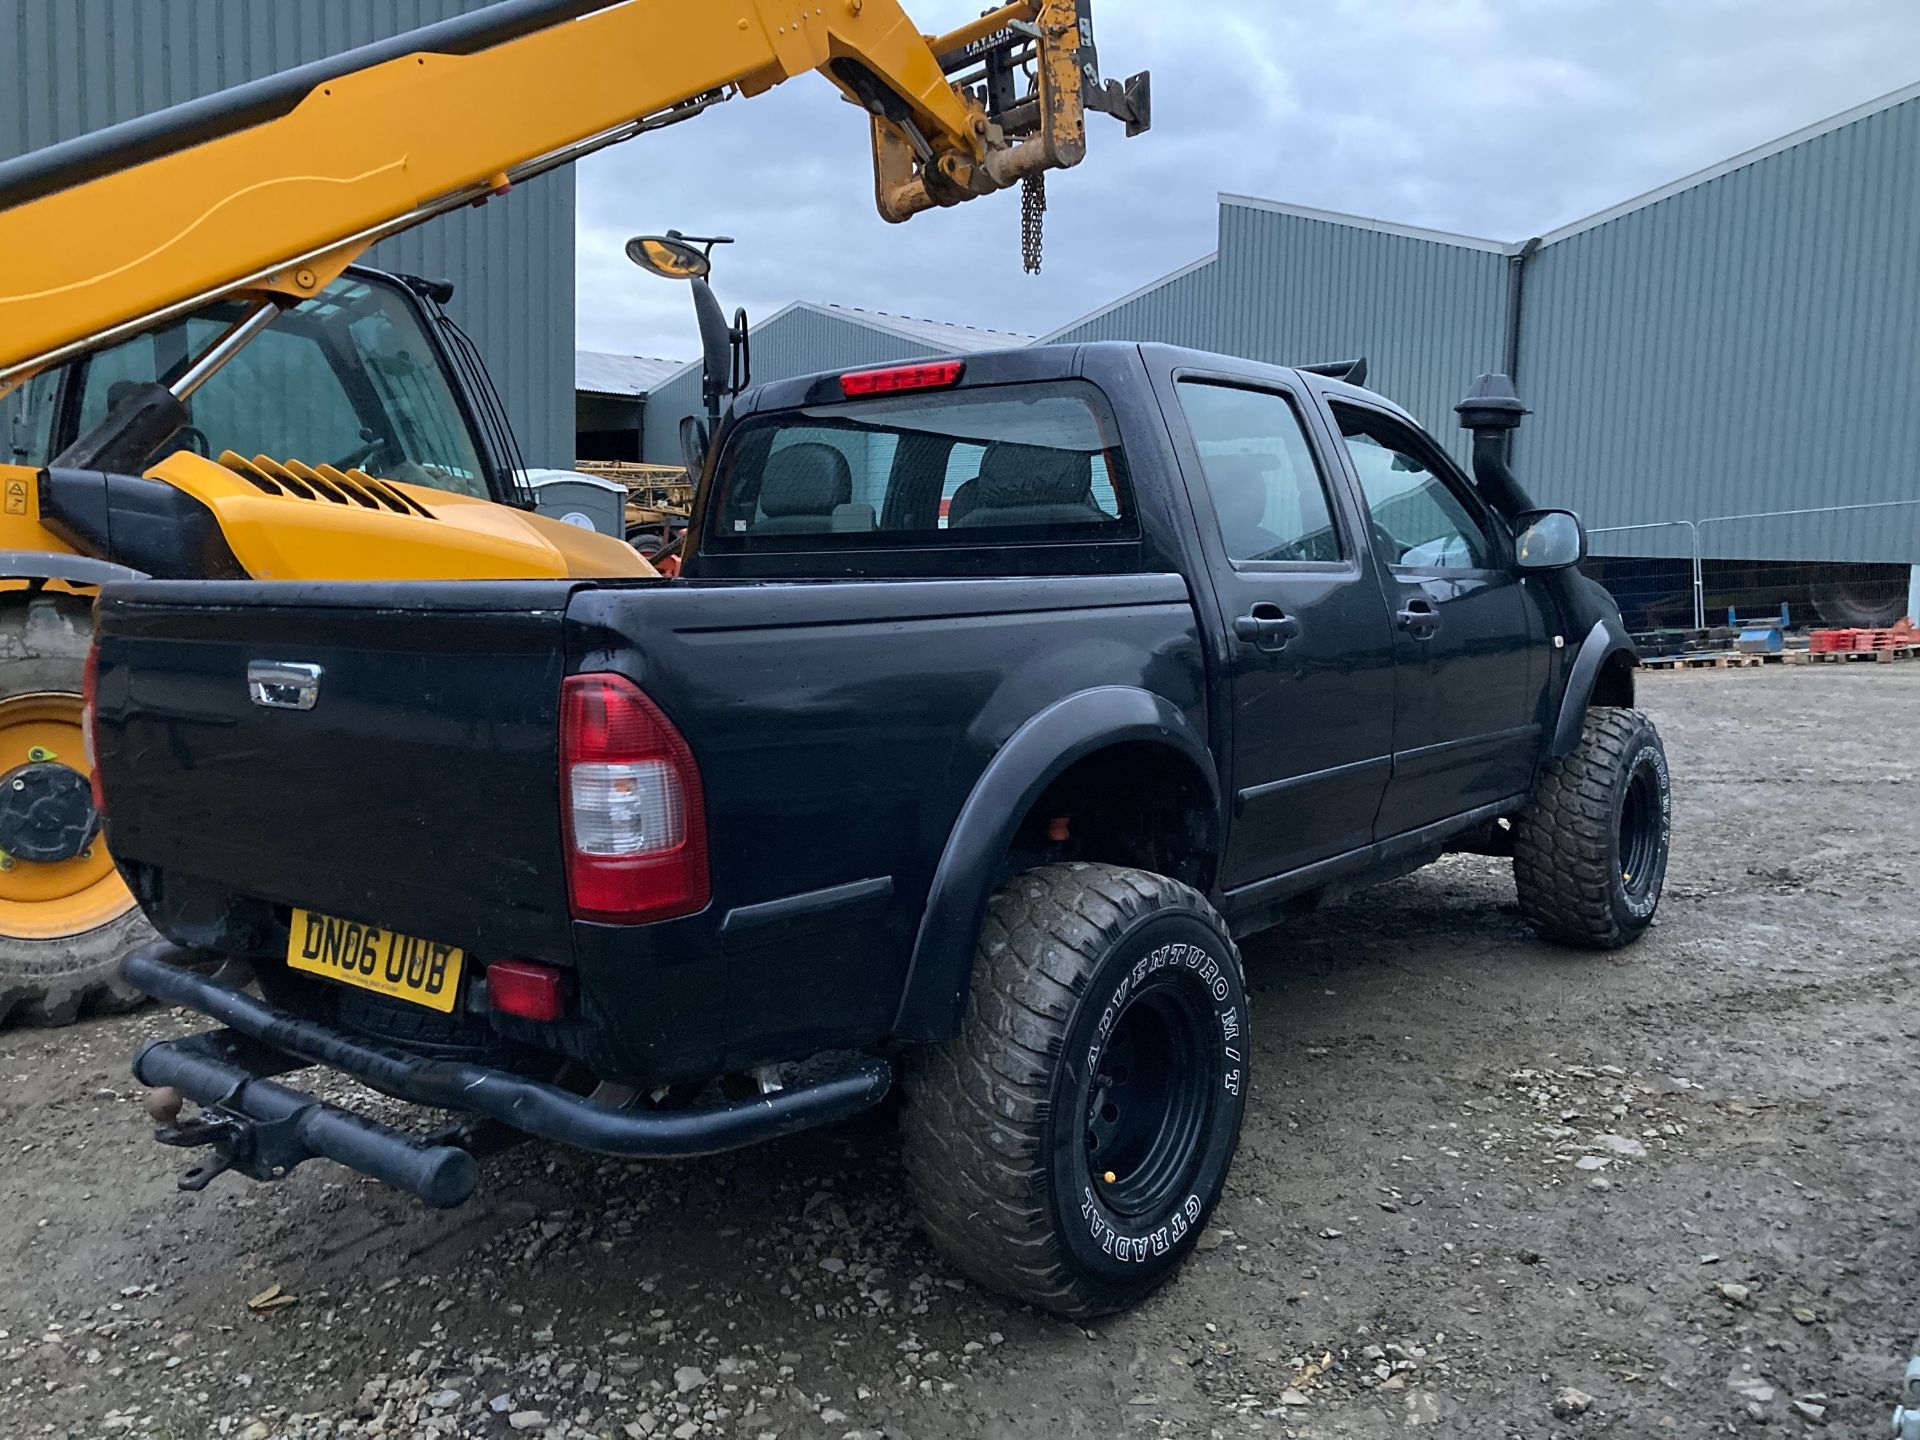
[902,863,1248,1317]
[0,592,152,1027]
[1513,706,1671,950]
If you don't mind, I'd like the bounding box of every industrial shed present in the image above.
[0,0,575,465]
[1048,82,1920,627]
[640,303,1028,463]
[575,351,684,462]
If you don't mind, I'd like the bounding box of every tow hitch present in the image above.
[136,1027,480,1207]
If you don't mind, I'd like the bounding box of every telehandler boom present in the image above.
[0,0,1149,1023]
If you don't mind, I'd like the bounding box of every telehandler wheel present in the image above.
[0,592,153,1027]
[901,863,1248,1317]
[1513,706,1671,950]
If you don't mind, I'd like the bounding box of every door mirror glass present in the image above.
[678,414,710,474]
[1513,509,1584,570]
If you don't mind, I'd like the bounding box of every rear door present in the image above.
[1162,372,1397,890]
[1321,400,1546,834]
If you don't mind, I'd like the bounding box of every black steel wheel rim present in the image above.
[1618,756,1662,899]
[1082,976,1215,1221]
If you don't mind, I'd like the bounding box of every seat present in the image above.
[953,441,1105,529]
[752,443,853,533]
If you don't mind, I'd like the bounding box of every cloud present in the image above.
[574,0,1920,358]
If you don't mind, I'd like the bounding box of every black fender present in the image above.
[891,686,1219,1042]
[1551,616,1638,755]
[0,551,145,586]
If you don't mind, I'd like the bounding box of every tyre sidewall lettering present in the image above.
[1615,732,1671,922]
[1052,911,1247,1284]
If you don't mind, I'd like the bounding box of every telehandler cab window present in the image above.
[707,382,1133,551]
[56,278,492,500]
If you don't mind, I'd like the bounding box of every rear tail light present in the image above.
[487,960,566,1022]
[838,359,964,396]
[81,642,105,814]
[559,673,708,923]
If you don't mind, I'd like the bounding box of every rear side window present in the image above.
[705,381,1133,551]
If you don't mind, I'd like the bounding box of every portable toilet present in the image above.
[522,469,625,539]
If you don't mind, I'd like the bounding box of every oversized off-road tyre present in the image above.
[902,863,1249,1317]
[0,592,153,1027]
[1513,707,1671,950]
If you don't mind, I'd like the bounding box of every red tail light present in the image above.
[81,642,105,814]
[559,673,708,923]
[838,360,965,396]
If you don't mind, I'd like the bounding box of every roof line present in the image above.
[804,300,1030,348]
[1038,251,1219,342]
[1219,194,1511,253]
[1535,78,1920,246]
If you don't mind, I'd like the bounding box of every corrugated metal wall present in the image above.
[1052,200,1509,466]
[1047,256,1222,351]
[1518,95,1920,563]
[642,306,947,462]
[1207,202,1508,464]
[1,0,573,465]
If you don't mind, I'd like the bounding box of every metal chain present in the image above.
[1021,172,1046,275]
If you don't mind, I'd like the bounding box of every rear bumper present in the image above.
[121,941,894,1199]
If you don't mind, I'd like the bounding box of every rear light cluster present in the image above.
[559,673,708,923]
[81,642,105,814]
[838,359,965,396]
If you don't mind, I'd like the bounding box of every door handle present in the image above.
[1396,597,1442,638]
[1233,604,1300,652]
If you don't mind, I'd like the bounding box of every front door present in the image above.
[1169,376,1398,891]
[1323,400,1546,836]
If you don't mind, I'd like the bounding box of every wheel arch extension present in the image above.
[890,687,1219,1043]
[1552,617,1638,755]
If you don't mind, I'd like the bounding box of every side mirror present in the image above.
[1513,509,1585,571]
[678,415,709,474]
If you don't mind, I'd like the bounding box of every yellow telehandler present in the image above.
[0,0,1149,1022]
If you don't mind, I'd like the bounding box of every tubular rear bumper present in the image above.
[121,942,894,1201]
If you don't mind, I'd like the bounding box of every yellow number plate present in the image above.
[286,909,464,1013]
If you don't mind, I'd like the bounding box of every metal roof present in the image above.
[575,349,685,397]
[807,303,1031,353]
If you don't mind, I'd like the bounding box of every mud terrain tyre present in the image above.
[902,863,1249,1317]
[1513,707,1671,950]
[0,592,152,1026]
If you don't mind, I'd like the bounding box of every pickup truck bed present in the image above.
[98,341,1667,1316]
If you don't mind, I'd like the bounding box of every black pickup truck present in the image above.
[95,342,1669,1316]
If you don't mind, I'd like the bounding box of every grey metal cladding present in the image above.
[2,0,573,466]
[1519,93,1920,563]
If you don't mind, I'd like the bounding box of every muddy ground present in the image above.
[4,667,1918,1439]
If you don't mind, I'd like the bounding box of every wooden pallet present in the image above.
[1642,650,1810,671]
[1808,644,1919,664]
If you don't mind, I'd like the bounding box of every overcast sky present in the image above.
[573,0,1920,362]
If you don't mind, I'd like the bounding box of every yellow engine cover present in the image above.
[149,450,656,581]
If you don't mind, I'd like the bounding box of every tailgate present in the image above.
[95,580,581,959]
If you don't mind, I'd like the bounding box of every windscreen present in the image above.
[704,380,1133,551]
[56,277,493,499]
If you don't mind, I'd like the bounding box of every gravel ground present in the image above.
[4,667,1918,1439]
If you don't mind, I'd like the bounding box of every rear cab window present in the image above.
[704,381,1134,554]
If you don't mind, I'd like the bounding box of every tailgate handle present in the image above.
[247,660,323,712]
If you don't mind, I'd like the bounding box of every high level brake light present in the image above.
[559,673,708,924]
[838,360,965,396]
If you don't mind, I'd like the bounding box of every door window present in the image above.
[1177,381,1343,564]
[1332,406,1492,570]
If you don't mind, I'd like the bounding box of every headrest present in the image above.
[973,441,1092,509]
[759,443,853,517]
